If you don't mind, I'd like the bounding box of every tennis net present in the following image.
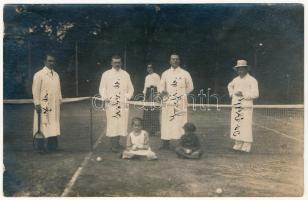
[4,97,95,152]
[3,97,304,153]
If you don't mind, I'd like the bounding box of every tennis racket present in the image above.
[33,110,47,153]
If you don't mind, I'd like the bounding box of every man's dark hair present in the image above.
[45,52,56,60]
[170,51,180,58]
[111,55,122,60]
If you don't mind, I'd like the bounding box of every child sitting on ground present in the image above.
[122,117,157,160]
[175,122,203,159]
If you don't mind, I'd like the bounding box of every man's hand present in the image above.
[234,91,243,97]
[104,99,110,104]
[35,105,42,113]
[137,145,149,150]
[131,145,138,151]
[101,99,110,109]
[160,90,169,97]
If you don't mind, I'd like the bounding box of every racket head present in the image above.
[33,108,47,152]
[33,131,47,152]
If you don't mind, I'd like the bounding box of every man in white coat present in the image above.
[159,53,194,149]
[227,59,259,153]
[32,53,62,153]
[99,55,134,152]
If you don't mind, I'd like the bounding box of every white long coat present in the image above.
[32,66,62,138]
[99,68,134,137]
[159,67,194,140]
[227,73,259,142]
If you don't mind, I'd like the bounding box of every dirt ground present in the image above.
[68,136,303,197]
[3,103,304,197]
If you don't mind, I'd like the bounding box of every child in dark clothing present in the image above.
[175,122,202,159]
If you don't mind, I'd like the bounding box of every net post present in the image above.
[27,39,32,81]
[89,97,93,151]
[75,41,79,97]
[123,44,127,70]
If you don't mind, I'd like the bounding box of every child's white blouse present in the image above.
[130,130,146,147]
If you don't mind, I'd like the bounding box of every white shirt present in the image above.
[130,130,147,147]
[228,73,259,106]
[99,68,134,102]
[98,67,134,136]
[159,66,194,95]
[159,66,194,140]
[228,73,259,143]
[143,73,160,94]
[32,66,62,105]
[32,66,62,137]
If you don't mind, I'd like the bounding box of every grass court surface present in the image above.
[3,100,304,196]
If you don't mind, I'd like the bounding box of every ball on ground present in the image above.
[96,156,102,162]
[216,188,223,194]
[184,149,192,154]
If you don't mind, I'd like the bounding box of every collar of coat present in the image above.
[169,66,181,72]
[111,67,123,73]
[42,66,54,76]
[238,73,251,80]
[147,72,159,77]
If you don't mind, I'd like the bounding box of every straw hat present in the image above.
[234,60,249,68]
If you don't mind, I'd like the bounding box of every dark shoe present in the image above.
[176,153,185,159]
[47,136,58,152]
[117,144,125,150]
[38,150,48,155]
[115,136,125,150]
[110,136,120,152]
[111,147,120,153]
[52,148,63,154]
[47,147,58,153]
[119,153,124,159]
[159,145,169,150]
[159,140,170,150]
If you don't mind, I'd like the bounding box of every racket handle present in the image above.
[37,111,41,132]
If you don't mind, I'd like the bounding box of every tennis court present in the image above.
[3,99,304,196]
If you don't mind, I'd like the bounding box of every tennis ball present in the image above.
[184,149,192,154]
[96,156,102,162]
[216,188,223,194]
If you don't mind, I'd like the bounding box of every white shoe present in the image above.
[233,141,242,151]
[241,142,251,152]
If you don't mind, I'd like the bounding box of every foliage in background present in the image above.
[3,4,304,103]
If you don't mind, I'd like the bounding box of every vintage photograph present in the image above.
[2,3,304,197]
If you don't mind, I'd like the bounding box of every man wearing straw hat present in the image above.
[32,53,62,153]
[227,59,259,152]
[99,55,134,152]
